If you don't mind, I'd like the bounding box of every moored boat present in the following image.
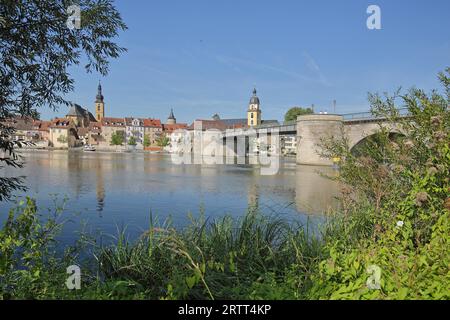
[83,145,96,152]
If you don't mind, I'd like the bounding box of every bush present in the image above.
[311,68,450,299]
[0,197,76,299]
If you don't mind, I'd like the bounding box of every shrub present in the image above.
[311,68,450,299]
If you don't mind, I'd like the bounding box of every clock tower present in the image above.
[247,88,261,127]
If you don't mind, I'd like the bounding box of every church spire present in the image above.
[167,108,176,124]
[96,81,104,103]
[168,108,175,119]
[249,87,260,106]
[95,81,105,122]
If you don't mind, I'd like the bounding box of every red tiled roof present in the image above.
[162,123,187,132]
[101,117,126,127]
[143,118,162,128]
[49,118,71,128]
[89,122,102,133]
[230,123,247,129]
[38,121,52,131]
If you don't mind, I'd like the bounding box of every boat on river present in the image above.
[83,145,96,152]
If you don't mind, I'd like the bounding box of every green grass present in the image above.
[0,199,328,300]
[95,209,324,299]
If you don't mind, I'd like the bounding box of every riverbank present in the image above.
[1,193,448,300]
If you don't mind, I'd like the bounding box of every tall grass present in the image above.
[96,209,324,299]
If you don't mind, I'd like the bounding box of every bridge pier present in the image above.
[296,114,343,166]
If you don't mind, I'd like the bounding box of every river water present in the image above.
[0,151,340,244]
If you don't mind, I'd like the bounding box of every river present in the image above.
[0,151,340,244]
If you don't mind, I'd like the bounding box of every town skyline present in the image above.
[42,82,263,125]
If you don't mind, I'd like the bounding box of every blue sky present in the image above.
[50,0,450,123]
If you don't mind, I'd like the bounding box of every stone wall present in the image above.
[296,114,343,166]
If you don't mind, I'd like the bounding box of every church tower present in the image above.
[247,88,261,127]
[167,108,176,125]
[95,82,105,122]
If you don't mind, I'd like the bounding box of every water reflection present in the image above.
[1,151,340,242]
[295,165,340,214]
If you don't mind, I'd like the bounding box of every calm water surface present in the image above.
[0,151,340,244]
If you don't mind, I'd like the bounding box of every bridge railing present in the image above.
[282,120,297,126]
[254,120,296,129]
[342,108,410,121]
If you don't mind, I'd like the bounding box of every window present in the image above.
[251,120,253,125]
[251,113,254,119]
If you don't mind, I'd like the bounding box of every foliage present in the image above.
[143,134,151,147]
[0,197,75,299]
[312,68,450,299]
[156,134,170,147]
[0,203,323,300]
[284,107,313,122]
[110,131,124,146]
[92,210,324,300]
[0,133,26,200]
[127,136,137,146]
[0,0,127,200]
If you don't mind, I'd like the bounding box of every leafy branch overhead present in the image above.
[0,0,127,116]
[0,0,127,200]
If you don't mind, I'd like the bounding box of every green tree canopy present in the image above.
[127,136,137,146]
[156,134,170,147]
[110,131,125,146]
[143,134,151,147]
[284,107,313,122]
[0,0,127,200]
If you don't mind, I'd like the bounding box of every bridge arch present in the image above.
[345,122,403,152]
[295,114,405,166]
[350,131,405,156]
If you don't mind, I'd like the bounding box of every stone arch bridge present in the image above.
[220,109,407,166]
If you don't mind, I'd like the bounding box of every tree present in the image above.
[0,0,127,201]
[143,134,151,147]
[284,107,313,122]
[110,131,124,146]
[127,136,137,146]
[156,134,170,147]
